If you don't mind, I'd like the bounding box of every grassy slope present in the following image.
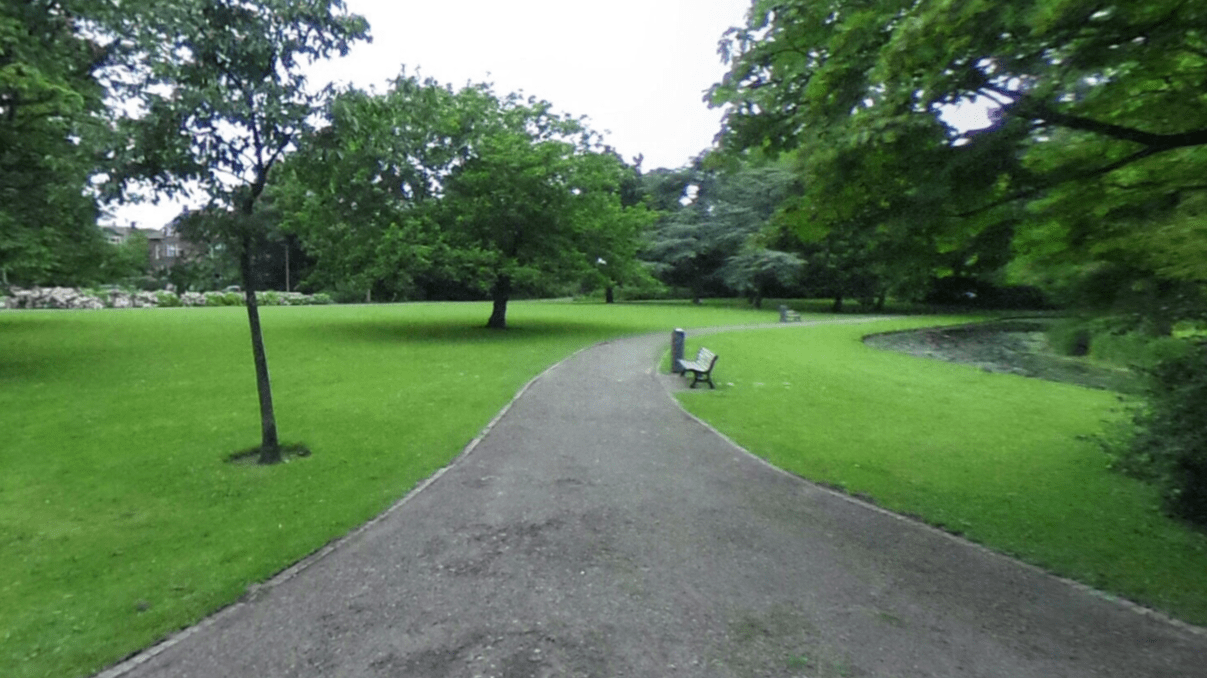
[677,317,1207,624]
[0,301,778,677]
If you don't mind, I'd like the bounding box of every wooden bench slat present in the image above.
[677,347,718,389]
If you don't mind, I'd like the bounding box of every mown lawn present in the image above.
[676,318,1207,625]
[0,301,782,677]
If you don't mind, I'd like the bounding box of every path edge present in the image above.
[660,321,1207,640]
[95,340,604,678]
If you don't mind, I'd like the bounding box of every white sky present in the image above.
[111,0,995,229]
[112,0,754,228]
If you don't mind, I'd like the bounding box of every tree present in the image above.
[721,246,802,308]
[583,155,654,304]
[643,157,795,303]
[274,75,463,303]
[106,0,368,463]
[0,0,111,287]
[280,75,651,327]
[710,0,1207,321]
[97,229,150,285]
[437,88,650,329]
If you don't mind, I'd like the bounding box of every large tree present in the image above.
[275,75,463,302]
[0,0,112,286]
[643,158,795,303]
[711,0,1207,320]
[438,87,651,328]
[106,0,368,463]
[280,75,651,327]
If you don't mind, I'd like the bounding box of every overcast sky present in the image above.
[113,0,754,228]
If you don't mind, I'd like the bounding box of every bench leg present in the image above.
[688,371,715,389]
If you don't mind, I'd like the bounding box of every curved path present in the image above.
[105,321,1207,677]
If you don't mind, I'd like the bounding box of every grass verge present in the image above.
[0,300,784,677]
[675,317,1207,625]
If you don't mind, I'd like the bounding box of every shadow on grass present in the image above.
[303,317,643,346]
[226,442,312,465]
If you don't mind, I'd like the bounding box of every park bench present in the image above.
[778,305,802,322]
[678,347,719,389]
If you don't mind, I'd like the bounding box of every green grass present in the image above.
[676,317,1207,624]
[0,300,783,677]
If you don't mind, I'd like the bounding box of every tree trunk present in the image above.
[240,239,280,464]
[605,286,615,304]
[874,291,886,311]
[487,274,511,329]
[753,292,763,309]
[831,293,844,313]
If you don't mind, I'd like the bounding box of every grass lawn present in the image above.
[676,317,1207,625]
[0,300,783,677]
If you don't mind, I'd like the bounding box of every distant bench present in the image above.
[678,347,718,389]
[778,305,801,322]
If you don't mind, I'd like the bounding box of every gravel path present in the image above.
[104,320,1207,677]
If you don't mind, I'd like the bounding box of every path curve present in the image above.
[104,319,1207,677]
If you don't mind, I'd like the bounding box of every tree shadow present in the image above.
[301,317,636,347]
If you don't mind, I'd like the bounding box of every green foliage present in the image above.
[154,290,181,307]
[103,0,370,459]
[721,247,803,307]
[279,74,652,327]
[711,0,1207,327]
[0,0,112,287]
[1048,316,1195,368]
[1046,318,1094,357]
[642,158,796,301]
[97,231,150,285]
[1104,340,1207,526]
[203,291,242,307]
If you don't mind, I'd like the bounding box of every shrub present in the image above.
[1104,339,1207,527]
[1047,318,1092,356]
[328,286,368,304]
[155,291,182,307]
[308,292,333,305]
[259,291,281,306]
[204,292,229,307]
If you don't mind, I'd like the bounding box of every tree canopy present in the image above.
[105,0,369,462]
[711,0,1207,322]
[280,74,652,327]
[0,0,112,286]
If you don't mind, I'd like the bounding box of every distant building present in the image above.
[146,222,202,270]
[100,224,138,245]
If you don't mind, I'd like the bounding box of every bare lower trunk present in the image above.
[605,286,615,304]
[487,274,511,329]
[240,241,280,464]
[832,293,844,313]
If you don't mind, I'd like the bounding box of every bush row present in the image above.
[2,287,333,310]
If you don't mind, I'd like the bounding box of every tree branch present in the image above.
[1016,97,1207,150]
[956,146,1163,218]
